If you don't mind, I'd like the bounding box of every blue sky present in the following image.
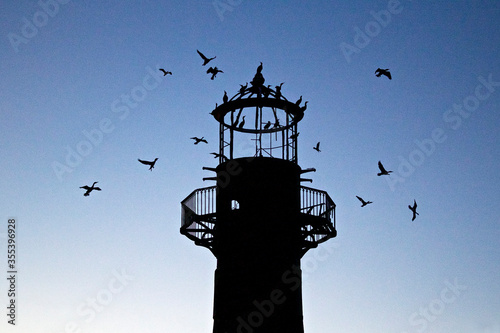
[1,1,499,332]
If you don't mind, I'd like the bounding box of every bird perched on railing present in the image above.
[275,82,284,99]
[223,91,228,104]
[238,116,246,129]
[408,200,419,221]
[300,101,308,112]
[191,137,208,144]
[263,121,272,130]
[206,66,223,80]
[256,61,263,74]
[80,182,101,197]
[375,68,391,80]
[377,161,392,176]
[290,132,299,140]
[138,158,158,171]
[197,50,216,66]
[263,85,272,98]
[356,196,373,207]
[239,82,248,96]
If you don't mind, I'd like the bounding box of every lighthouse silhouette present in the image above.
[181,65,337,333]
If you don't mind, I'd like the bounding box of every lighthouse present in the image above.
[181,65,337,333]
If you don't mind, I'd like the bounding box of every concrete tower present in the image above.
[181,66,337,333]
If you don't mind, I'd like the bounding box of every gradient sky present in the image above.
[1,1,499,332]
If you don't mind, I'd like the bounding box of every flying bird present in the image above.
[191,137,208,144]
[210,152,228,161]
[223,91,228,103]
[375,68,392,80]
[356,196,373,207]
[313,142,321,152]
[377,161,393,176]
[138,158,158,171]
[80,182,101,197]
[408,200,419,221]
[159,69,172,76]
[206,66,223,80]
[197,50,216,66]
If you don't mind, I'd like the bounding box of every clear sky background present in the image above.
[1,1,499,332]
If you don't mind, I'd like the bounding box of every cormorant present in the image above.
[375,68,392,80]
[191,137,208,144]
[313,142,321,152]
[159,69,172,76]
[377,161,393,176]
[197,50,216,66]
[206,67,223,80]
[80,182,101,197]
[138,158,158,171]
[238,115,246,129]
[356,196,373,207]
[409,200,419,221]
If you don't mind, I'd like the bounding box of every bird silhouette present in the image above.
[375,68,392,80]
[273,119,281,128]
[377,161,393,176]
[263,121,272,130]
[239,82,248,96]
[300,101,308,112]
[197,50,216,66]
[206,67,223,80]
[290,132,299,140]
[223,91,228,103]
[191,137,208,144]
[138,158,158,171]
[238,116,246,129]
[80,182,101,197]
[263,85,271,98]
[275,82,284,99]
[356,196,373,207]
[256,61,263,74]
[295,95,303,106]
[408,200,419,221]
[210,152,228,161]
[159,69,172,76]
[313,142,321,152]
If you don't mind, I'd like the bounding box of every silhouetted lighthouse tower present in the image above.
[181,65,337,333]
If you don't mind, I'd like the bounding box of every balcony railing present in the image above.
[299,186,337,255]
[180,185,336,254]
[180,186,217,252]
